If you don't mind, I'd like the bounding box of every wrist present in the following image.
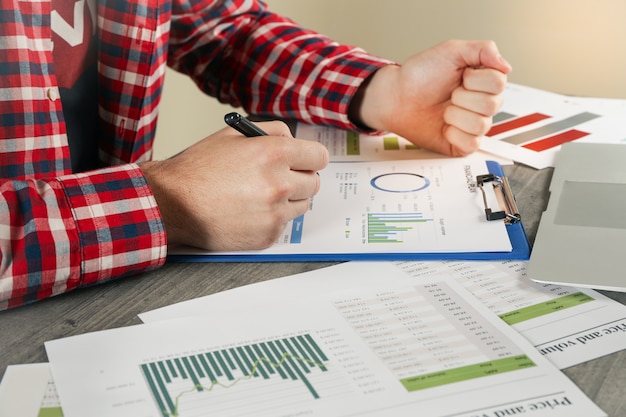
[140,160,185,246]
[348,64,400,133]
[347,71,377,131]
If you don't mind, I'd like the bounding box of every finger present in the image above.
[450,40,512,74]
[444,104,493,137]
[451,87,504,117]
[254,120,294,137]
[476,41,512,73]
[463,67,508,94]
[285,198,312,224]
[285,138,330,172]
[442,124,482,157]
[287,169,321,201]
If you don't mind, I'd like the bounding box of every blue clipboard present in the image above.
[168,160,530,263]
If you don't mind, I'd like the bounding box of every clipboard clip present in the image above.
[476,173,521,224]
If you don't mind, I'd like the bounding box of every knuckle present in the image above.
[473,116,491,135]
[262,120,293,137]
[483,96,503,116]
[264,180,291,203]
[274,120,294,137]
[317,144,330,168]
[492,73,508,92]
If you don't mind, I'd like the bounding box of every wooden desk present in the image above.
[1,163,624,416]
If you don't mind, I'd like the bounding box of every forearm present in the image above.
[168,0,393,131]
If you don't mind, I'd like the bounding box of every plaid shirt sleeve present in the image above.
[0,165,166,310]
[168,0,394,130]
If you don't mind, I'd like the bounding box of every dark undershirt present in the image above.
[52,0,100,173]
[59,62,100,172]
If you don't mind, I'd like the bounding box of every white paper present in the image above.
[140,261,626,370]
[394,260,626,369]
[296,123,513,164]
[480,83,626,169]
[0,363,62,417]
[170,156,512,257]
[46,264,605,417]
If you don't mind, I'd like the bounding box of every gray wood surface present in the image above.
[1,163,624,416]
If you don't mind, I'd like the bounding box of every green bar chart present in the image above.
[140,334,330,417]
[383,136,400,150]
[368,212,433,243]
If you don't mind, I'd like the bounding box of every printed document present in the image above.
[47,263,605,417]
[479,83,626,169]
[169,156,512,258]
[141,261,626,370]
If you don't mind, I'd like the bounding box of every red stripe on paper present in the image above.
[522,129,589,152]
[487,113,551,136]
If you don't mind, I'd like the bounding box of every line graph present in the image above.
[140,334,331,417]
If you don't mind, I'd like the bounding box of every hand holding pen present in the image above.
[142,112,329,252]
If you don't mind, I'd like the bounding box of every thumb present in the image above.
[457,40,512,74]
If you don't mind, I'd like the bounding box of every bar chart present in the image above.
[478,83,626,169]
[487,111,600,152]
[140,334,334,417]
[295,123,431,161]
[382,136,421,151]
[367,212,434,244]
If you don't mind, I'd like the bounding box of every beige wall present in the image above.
[154,0,626,159]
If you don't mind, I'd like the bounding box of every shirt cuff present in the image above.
[306,49,395,133]
[58,163,167,286]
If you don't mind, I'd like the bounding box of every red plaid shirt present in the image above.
[0,0,390,309]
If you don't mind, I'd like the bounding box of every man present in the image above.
[0,0,511,309]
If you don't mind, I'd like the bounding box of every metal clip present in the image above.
[476,174,521,224]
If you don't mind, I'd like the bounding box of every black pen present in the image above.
[224,112,268,137]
